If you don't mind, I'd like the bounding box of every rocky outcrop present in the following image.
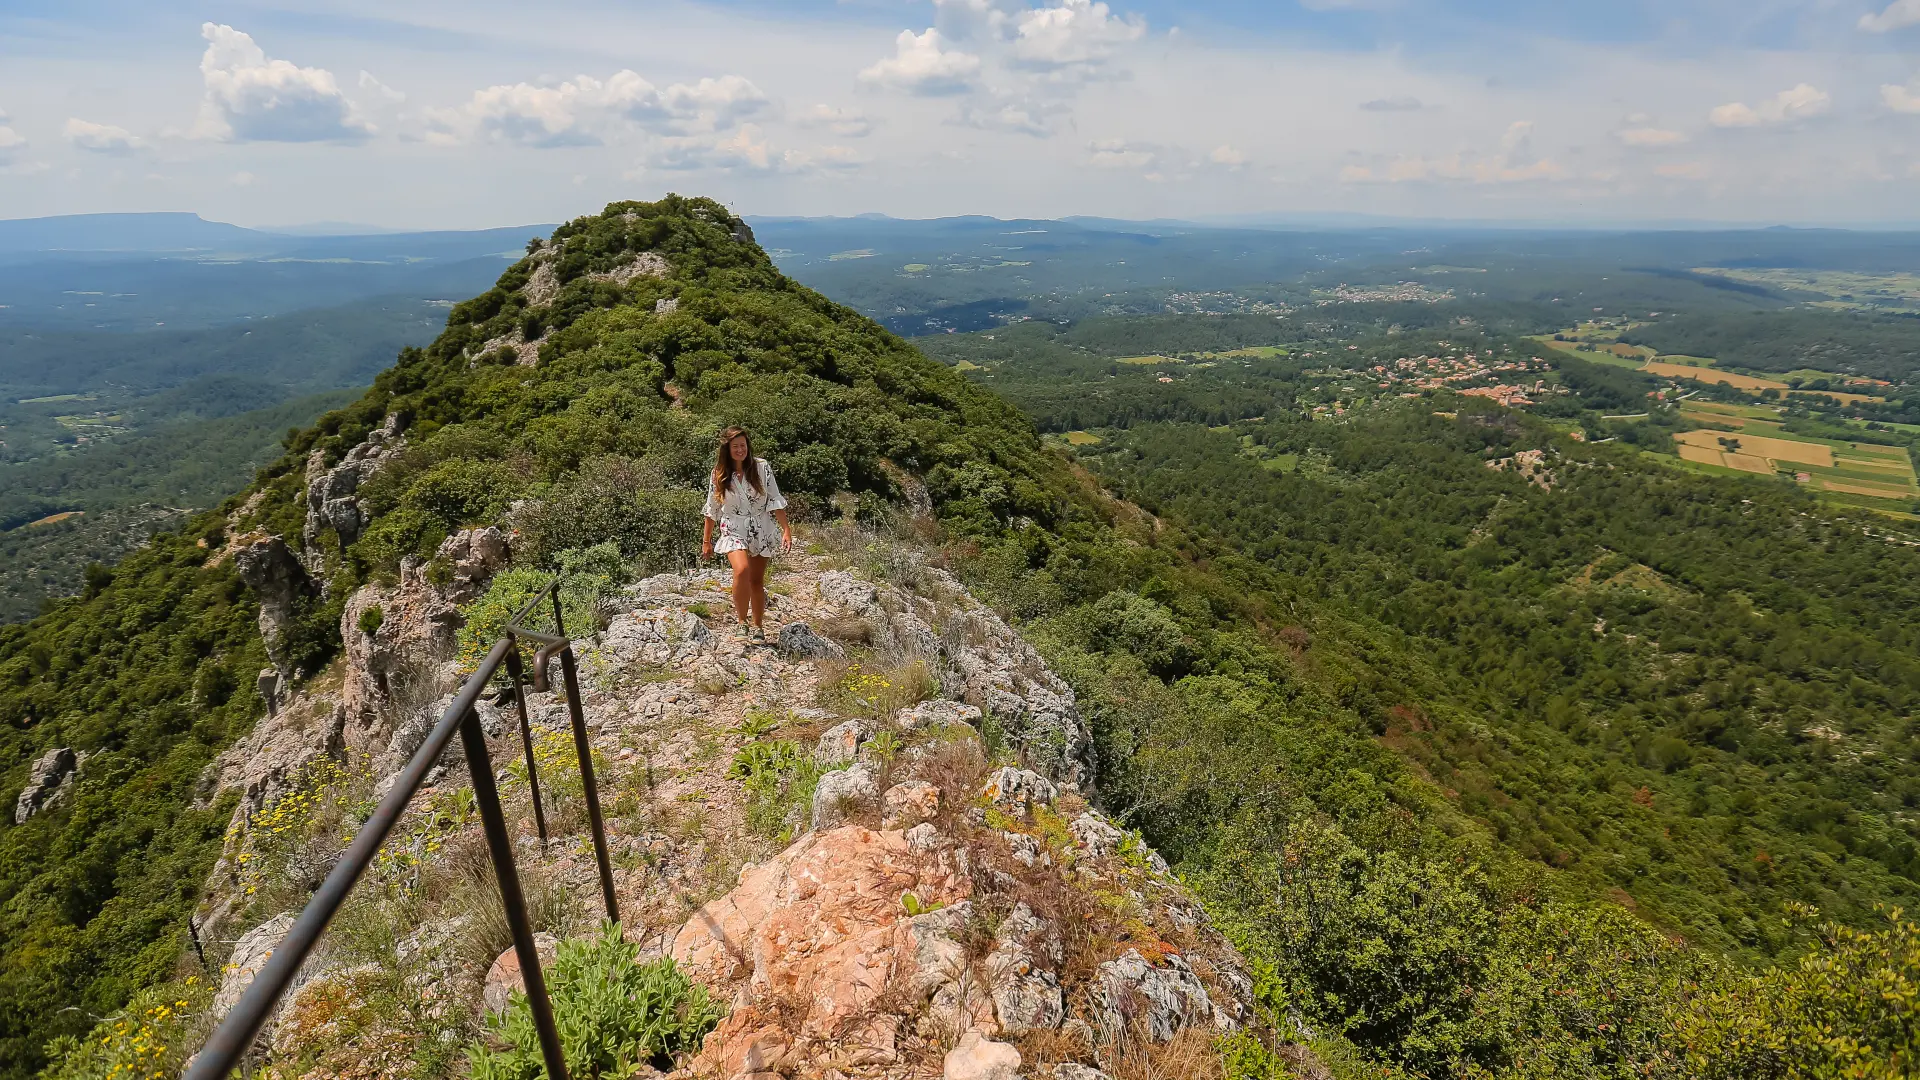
[14,746,78,824]
[234,535,315,672]
[200,549,1274,1080]
[435,526,510,605]
[340,565,462,770]
[302,414,404,550]
[817,567,1095,784]
[214,912,298,1020]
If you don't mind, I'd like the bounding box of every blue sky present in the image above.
[1,0,1918,227]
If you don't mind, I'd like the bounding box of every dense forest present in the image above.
[1620,308,1920,382]
[1,200,1914,1079]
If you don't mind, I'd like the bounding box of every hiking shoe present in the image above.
[749,625,767,645]
[734,622,751,641]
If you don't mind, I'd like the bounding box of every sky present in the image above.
[1,0,1918,229]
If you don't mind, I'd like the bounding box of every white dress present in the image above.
[704,458,788,557]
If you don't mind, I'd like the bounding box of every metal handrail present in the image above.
[186,579,616,1080]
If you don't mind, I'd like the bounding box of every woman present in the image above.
[701,427,793,641]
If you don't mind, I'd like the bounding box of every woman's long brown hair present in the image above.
[712,426,765,497]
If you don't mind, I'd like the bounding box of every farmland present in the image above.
[1671,400,1919,504]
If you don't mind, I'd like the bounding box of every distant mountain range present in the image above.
[0,211,553,257]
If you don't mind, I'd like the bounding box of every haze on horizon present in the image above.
[3,0,1920,230]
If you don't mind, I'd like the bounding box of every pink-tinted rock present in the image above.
[882,781,940,829]
[672,825,971,1040]
[944,1030,1021,1080]
[482,933,559,1014]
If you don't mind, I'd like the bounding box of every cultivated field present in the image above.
[1671,402,1919,502]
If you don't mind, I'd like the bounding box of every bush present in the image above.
[1084,591,1199,682]
[467,922,723,1080]
[1667,906,1920,1080]
[728,740,822,842]
[40,975,213,1080]
[514,455,702,574]
[455,569,597,674]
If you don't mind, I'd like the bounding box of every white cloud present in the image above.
[1884,79,1920,113]
[1086,138,1157,168]
[655,124,857,174]
[428,71,769,148]
[953,97,1059,136]
[1859,0,1920,32]
[358,71,406,104]
[64,118,144,154]
[195,23,369,142]
[860,29,982,95]
[1617,126,1685,147]
[230,170,256,186]
[1360,96,1423,112]
[1011,0,1146,72]
[1210,143,1248,167]
[1342,121,1569,185]
[1709,83,1830,128]
[0,111,26,165]
[798,104,875,137]
[1656,162,1710,180]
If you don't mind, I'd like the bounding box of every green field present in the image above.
[1115,354,1176,365]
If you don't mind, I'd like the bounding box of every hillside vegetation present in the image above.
[2,199,1915,1080]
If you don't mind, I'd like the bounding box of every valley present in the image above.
[0,201,1917,1080]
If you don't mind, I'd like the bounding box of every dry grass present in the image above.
[1101,1026,1227,1080]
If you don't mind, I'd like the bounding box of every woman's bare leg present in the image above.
[726,549,752,623]
[747,555,771,627]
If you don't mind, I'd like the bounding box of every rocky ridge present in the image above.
[200,543,1266,1079]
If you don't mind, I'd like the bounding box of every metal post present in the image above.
[558,644,620,925]
[461,706,569,1080]
[504,643,549,845]
[549,584,620,925]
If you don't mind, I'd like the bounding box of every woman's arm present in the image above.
[702,516,715,558]
[773,507,792,553]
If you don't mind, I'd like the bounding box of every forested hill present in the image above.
[1,198,1912,1080]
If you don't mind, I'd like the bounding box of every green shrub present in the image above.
[40,974,212,1080]
[728,740,822,842]
[515,455,702,574]
[1667,906,1919,1080]
[357,603,384,637]
[455,557,613,674]
[467,922,723,1080]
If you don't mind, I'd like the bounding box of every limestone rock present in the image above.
[905,822,942,853]
[302,414,404,549]
[817,571,877,612]
[234,535,315,671]
[672,825,972,1037]
[1096,949,1228,1042]
[435,526,510,605]
[943,1030,1021,1080]
[811,764,879,830]
[987,903,1064,1036]
[14,746,78,824]
[778,621,846,661]
[215,913,298,1020]
[339,559,462,769]
[815,719,868,767]
[896,698,982,732]
[979,767,1057,817]
[882,781,940,829]
[1070,812,1128,860]
[1052,1066,1113,1080]
[482,932,560,1014]
[654,296,680,315]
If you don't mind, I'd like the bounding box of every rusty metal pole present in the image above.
[550,587,620,924]
[503,642,549,845]
[460,705,569,1080]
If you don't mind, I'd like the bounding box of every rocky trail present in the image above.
[197,542,1271,1080]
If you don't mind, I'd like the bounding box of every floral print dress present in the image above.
[704,458,788,557]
